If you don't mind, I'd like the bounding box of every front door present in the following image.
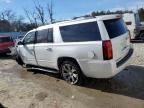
[19,31,37,65]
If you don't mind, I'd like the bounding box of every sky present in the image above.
[0,0,144,21]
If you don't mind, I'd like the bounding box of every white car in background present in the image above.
[123,13,144,40]
[16,14,133,85]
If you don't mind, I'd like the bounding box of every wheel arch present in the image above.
[57,57,80,68]
[57,56,86,84]
[139,30,144,39]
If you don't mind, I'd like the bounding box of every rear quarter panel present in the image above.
[51,41,103,70]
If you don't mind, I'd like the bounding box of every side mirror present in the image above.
[18,41,24,45]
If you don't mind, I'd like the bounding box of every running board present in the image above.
[26,65,59,74]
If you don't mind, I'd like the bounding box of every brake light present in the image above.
[103,40,113,60]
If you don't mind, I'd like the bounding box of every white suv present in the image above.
[16,14,133,85]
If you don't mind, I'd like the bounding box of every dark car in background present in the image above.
[0,36,15,55]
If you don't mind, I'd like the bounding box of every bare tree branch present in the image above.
[23,0,55,26]
[0,9,16,22]
[34,0,45,25]
[47,0,54,23]
[0,12,5,20]
[23,8,33,24]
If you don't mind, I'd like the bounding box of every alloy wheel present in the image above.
[61,63,79,84]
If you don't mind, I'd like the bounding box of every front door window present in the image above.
[23,32,35,45]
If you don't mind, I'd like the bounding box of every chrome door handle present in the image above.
[46,48,52,51]
[30,49,34,51]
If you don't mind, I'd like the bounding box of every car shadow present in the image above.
[27,65,144,100]
[80,65,144,100]
[0,103,7,108]
[27,68,60,79]
[0,54,13,60]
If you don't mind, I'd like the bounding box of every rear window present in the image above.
[0,37,12,43]
[104,18,128,39]
[60,22,101,42]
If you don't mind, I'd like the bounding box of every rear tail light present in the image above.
[103,40,113,60]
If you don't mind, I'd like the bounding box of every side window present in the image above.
[37,29,48,43]
[48,28,53,43]
[60,22,101,42]
[23,32,35,44]
[36,28,53,43]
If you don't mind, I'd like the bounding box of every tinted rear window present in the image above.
[104,18,127,39]
[60,22,101,42]
[0,37,12,43]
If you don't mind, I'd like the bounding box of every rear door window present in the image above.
[47,28,53,43]
[37,29,48,43]
[60,22,101,42]
[104,18,128,39]
[36,28,53,43]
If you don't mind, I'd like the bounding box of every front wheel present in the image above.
[139,32,144,40]
[16,55,24,66]
[60,61,84,85]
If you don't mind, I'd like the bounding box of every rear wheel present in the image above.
[60,61,84,85]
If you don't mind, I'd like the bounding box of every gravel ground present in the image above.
[131,43,144,65]
[0,43,144,108]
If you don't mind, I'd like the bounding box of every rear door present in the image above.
[35,28,54,68]
[103,18,130,62]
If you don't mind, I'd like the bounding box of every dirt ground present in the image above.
[0,43,144,108]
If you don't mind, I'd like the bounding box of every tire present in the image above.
[59,60,84,85]
[139,32,144,40]
[16,55,24,66]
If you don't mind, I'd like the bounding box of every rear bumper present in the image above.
[116,48,133,67]
[79,48,134,78]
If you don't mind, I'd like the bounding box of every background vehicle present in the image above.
[0,36,15,55]
[16,14,133,85]
[123,13,144,40]
[12,34,26,56]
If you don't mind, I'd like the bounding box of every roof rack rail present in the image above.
[53,16,96,25]
[72,16,94,20]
